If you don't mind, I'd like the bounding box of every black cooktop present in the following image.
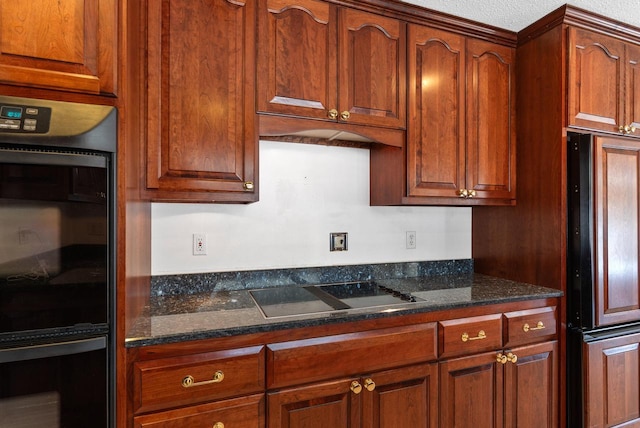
[249,281,418,318]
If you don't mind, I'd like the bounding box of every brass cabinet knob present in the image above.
[523,321,545,332]
[350,380,362,394]
[506,352,518,363]
[468,189,476,198]
[328,109,339,120]
[461,330,486,342]
[496,353,507,364]
[458,189,468,198]
[364,378,376,392]
[619,124,637,134]
[340,110,351,121]
[181,370,224,388]
[213,423,224,428]
[243,181,254,191]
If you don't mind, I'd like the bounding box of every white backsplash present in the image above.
[151,140,471,275]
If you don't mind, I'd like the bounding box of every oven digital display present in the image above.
[0,106,23,119]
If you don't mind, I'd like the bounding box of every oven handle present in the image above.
[0,336,106,363]
[0,147,107,168]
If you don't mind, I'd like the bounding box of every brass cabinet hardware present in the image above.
[364,378,376,392]
[619,124,637,134]
[328,109,339,120]
[506,352,518,363]
[350,380,363,394]
[340,110,351,121]
[496,353,508,364]
[461,330,486,342]
[243,181,254,191]
[181,370,224,388]
[457,189,477,198]
[523,321,545,332]
[213,423,224,428]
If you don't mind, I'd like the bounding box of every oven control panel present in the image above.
[0,103,51,133]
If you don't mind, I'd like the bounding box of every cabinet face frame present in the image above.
[0,0,117,95]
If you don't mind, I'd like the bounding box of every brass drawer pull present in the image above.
[350,380,362,394]
[506,352,518,363]
[496,353,507,364]
[364,378,376,392]
[461,330,486,342]
[328,109,339,120]
[181,370,224,388]
[523,321,545,332]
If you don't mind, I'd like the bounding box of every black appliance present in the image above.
[566,132,640,427]
[0,95,116,428]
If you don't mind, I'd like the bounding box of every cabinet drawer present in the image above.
[503,306,557,347]
[133,393,264,428]
[266,323,437,389]
[133,346,265,414]
[439,314,502,358]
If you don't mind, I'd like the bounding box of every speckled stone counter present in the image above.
[126,260,562,347]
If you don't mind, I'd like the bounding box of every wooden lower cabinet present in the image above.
[133,393,264,428]
[584,331,640,427]
[267,362,438,428]
[440,340,558,428]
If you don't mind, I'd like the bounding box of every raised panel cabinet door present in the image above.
[257,0,338,121]
[145,0,257,202]
[337,8,406,129]
[0,0,116,95]
[267,378,360,428]
[594,137,640,327]
[584,331,640,427]
[440,351,504,428]
[567,27,626,134]
[503,341,558,428]
[407,25,466,199]
[361,363,438,428]
[465,38,516,201]
[626,43,640,132]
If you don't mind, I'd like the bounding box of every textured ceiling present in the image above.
[401,0,640,32]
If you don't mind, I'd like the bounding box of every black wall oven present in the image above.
[0,95,116,427]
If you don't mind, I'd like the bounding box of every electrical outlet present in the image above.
[330,232,348,251]
[406,231,416,249]
[193,233,207,255]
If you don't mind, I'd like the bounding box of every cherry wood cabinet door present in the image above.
[626,43,640,132]
[267,378,360,428]
[465,38,516,201]
[407,25,466,199]
[584,331,640,427]
[440,351,504,428]
[593,137,640,327]
[0,0,117,95]
[145,0,257,202]
[257,0,337,121]
[567,27,626,134]
[337,8,406,129]
[362,363,438,428]
[503,341,558,428]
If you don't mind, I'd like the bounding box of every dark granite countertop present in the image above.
[125,267,562,348]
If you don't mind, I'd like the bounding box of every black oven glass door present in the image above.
[0,148,110,335]
[0,336,108,427]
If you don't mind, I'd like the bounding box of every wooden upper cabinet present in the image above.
[406,25,515,204]
[257,0,406,130]
[0,0,117,95]
[407,26,466,199]
[594,136,640,327]
[144,0,257,202]
[466,38,516,201]
[568,27,640,136]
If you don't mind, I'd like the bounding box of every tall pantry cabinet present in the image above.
[472,5,640,427]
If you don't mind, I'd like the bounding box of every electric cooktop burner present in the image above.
[249,281,419,318]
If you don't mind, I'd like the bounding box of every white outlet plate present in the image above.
[193,233,207,255]
[406,231,416,249]
[330,232,348,251]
